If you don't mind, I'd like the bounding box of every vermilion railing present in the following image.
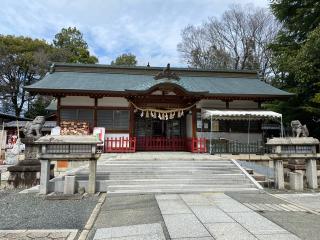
[187,137,207,153]
[105,137,207,153]
[105,137,136,153]
[136,137,188,151]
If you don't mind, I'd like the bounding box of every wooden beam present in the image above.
[94,98,98,128]
[129,103,135,138]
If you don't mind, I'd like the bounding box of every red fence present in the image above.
[105,137,136,153]
[105,137,207,153]
[136,137,188,151]
[187,138,207,153]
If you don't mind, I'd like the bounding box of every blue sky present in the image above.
[0,0,269,67]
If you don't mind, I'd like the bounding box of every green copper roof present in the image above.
[25,63,292,98]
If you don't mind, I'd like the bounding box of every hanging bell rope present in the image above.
[129,101,198,120]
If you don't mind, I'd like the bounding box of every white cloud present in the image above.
[0,0,269,67]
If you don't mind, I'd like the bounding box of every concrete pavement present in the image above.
[91,193,305,240]
[228,192,320,240]
[275,193,320,212]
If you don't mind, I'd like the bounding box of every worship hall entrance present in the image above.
[135,114,188,151]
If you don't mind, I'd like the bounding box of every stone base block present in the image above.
[64,176,76,194]
[306,159,318,189]
[7,171,40,188]
[7,161,54,188]
[289,172,303,191]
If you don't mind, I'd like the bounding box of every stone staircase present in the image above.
[74,158,261,195]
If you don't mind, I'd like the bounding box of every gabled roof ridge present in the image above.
[50,62,259,75]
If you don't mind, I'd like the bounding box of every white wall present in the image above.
[98,97,129,107]
[197,131,262,143]
[61,96,94,106]
[229,100,258,109]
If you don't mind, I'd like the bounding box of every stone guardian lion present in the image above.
[23,116,45,139]
[291,120,309,137]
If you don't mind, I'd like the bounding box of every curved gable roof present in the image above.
[25,63,292,99]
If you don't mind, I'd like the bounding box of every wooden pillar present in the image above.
[225,100,230,109]
[258,101,262,109]
[192,106,197,138]
[57,97,61,126]
[129,103,135,138]
[94,98,98,128]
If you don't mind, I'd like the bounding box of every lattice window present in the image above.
[97,110,129,130]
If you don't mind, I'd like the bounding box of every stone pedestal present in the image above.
[289,172,303,191]
[306,159,318,189]
[88,160,97,194]
[39,160,50,195]
[7,138,41,188]
[64,175,76,194]
[7,138,54,188]
[274,160,285,189]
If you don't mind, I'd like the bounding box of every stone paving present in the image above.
[94,223,165,240]
[156,193,300,240]
[227,192,320,240]
[276,193,320,212]
[88,194,170,240]
[0,229,78,240]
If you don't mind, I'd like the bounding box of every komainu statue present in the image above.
[23,116,45,139]
[291,120,309,137]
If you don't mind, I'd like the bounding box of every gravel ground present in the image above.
[0,189,98,230]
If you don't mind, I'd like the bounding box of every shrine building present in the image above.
[25,63,291,153]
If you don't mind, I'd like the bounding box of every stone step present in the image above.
[70,158,261,194]
[102,159,230,162]
[94,166,240,170]
[100,160,233,164]
[75,173,246,180]
[97,163,237,166]
[253,174,266,182]
[77,178,251,185]
[96,165,237,169]
[79,167,241,173]
[106,183,255,191]
[107,187,259,195]
[98,161,235,165]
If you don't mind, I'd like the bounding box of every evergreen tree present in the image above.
[53,27,98,64]
[111,53,137,66]
[269,0,320,136]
